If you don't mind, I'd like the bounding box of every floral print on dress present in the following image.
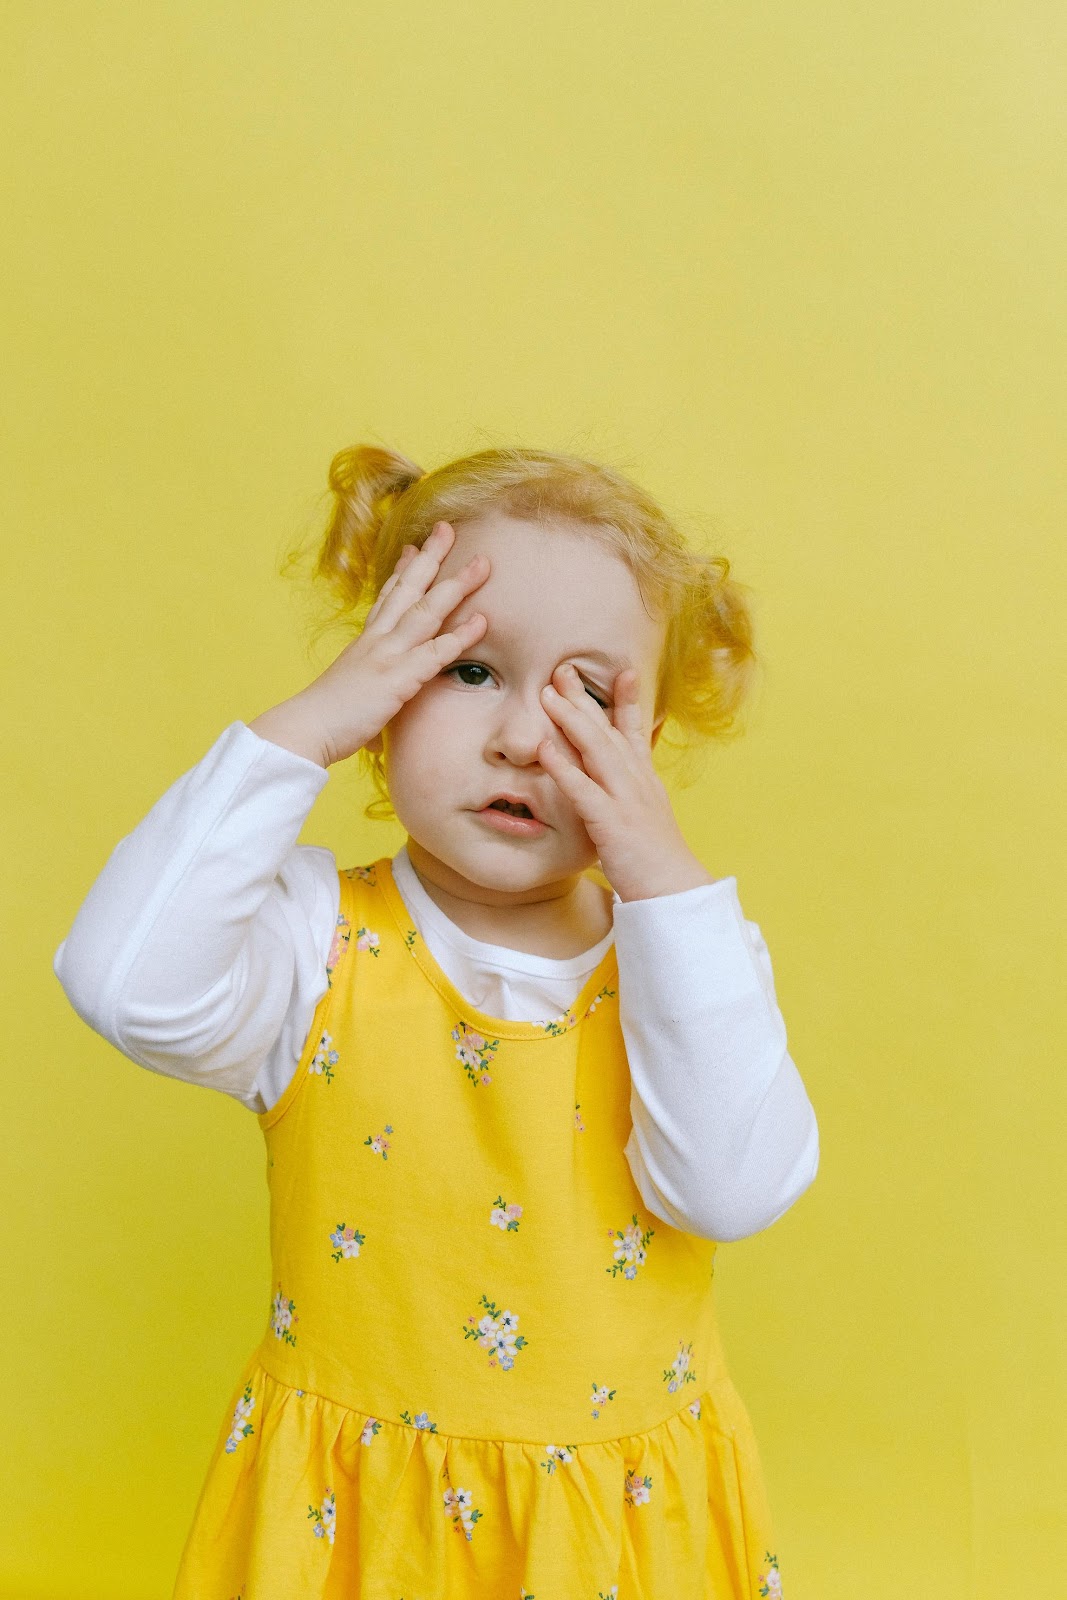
[574,1101,586,1132]
[584,982,617,1018]
[540,1444,577,1473]
[364,1124,393,1158]
[400,1408,438,1432]
[329,1222,366,1262]
[308,1030,339,1083]
[344,863,378,883]
[490,1195,523,1231]
[269,1286,298,1346]
[325,914,351,987]
[223,1381,254,1453]
[537,1008,578,1036]
[360,1417,381,1445]
[598,1590,619,1599]
[443,1484,483,1541]
[758,1553,783,1598]
[354,925,380,956]
[624,1470,652,1508]
[452,1021,500,1086]
[688,1397,702,1419]
[663,1341,696,1394]
[590,1381,617,1419]
[463,1294,528,1369]
[606,1214,654,1279]
[307,1489,336,1544]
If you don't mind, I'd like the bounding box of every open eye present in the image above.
[444,662,493,687]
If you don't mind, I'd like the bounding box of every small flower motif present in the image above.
[688,1397,702,1419]
[400,1408,438,1432]
[590,1380,617,1419]
[344,862,377,883]
[269,1286,298,1346]
[598,1589,619,1599]
[360,1417,381,1446]
[404,928,417,949]
[296,1390,305,1397]
[540,1443,577,1473]
[758,1552,783,1598]
[329,1222,366,1262]
[663,1341,696,1394]
[490,1195,523,1232]
[537,1008,578,1036]
[443,1484,483,1541]
[451,1021,500,1086]
[308,1030,339,1083]
[606,1214,654,1279]
[584,982,617,1018]
[325,914,351,985]
[462,1294,528,1370]
[223,1381,255,1453]
[574,1102,586,1132]
[364,1124,394,1159]
[354,924,380,955]
[624,1470,652,1508]
[307,1489,336,1544]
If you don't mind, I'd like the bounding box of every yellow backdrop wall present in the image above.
[4,2,1065,1595]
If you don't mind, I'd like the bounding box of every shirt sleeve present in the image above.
[51,721,341,1113]
[614,877,820,1243]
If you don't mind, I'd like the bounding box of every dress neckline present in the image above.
[368,854,620,1042]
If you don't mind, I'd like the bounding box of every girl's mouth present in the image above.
[475,805,547,838]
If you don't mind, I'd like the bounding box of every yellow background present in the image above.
[4,3,1064,1595]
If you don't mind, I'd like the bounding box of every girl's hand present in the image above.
[299,522,490,766]
[538,665,715,902]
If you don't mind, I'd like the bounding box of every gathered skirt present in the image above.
[171,1352,783,1599]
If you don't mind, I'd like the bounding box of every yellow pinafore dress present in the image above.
[172,855,784,1599]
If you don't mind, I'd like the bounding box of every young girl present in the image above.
[54,444,818,1599]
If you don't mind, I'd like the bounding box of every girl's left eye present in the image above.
[444,663,610,709]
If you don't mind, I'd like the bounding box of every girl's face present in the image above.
[369,513,668,906]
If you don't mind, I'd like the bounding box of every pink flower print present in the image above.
[269,1286,298,1346]
[443,1484,483,1541]
[490,1195,523,1232]
[758,1553,783,1598]
[224,1381,255,1453]
[363,1124,394,1159]
[354,925,380,956]
[663,1341,696,1394]
[451,1021,500,1086]
[574,1101,586,1131]
[360,1417,382,1445]
[400,1408,438,1432]
[624,1470,652,1508]
[538,1008,577,1036]
[308,1030,339,1083]
[462,1294,528,1370]
[329,1222,366,1262]
[590,1381,617,1419]
[688,1397,702,1420]
[540,1444,577,1474]
[606,1214,654,1279]
[344,863,378,883]
[583,982,617,1018]
[307,1489,336,1544]
[325,914,351,986]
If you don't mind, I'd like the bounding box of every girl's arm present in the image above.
[52,722,340,1110]
[615,879,820,1242]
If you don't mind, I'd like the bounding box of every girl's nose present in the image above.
[487,688,559,765]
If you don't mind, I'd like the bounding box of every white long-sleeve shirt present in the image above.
[52,721,819,1242]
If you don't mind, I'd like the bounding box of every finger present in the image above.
[537,734,606,816]
[369,526,483,636]
[540,674,625,789]
[610,668,646,742]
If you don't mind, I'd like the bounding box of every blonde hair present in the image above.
[281,442,759,822]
